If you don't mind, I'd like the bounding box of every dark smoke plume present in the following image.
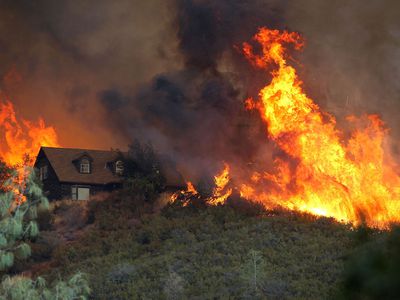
[98,0,286,178]
[1,0,399,179]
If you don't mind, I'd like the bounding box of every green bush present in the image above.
[0,272,90,300]
[339,226,400,299]
[42,200,354,299]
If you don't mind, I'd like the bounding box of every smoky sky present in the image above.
[1,0,400,178]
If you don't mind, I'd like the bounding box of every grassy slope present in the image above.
[33,194,355,300]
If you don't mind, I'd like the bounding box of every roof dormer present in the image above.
[72,152,93,174]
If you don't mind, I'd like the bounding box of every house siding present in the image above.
[35,152,62,201]
[60,182,123,199]
[34,148,123,201]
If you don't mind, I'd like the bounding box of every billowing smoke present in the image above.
[98,0,286,178]
[0,0,179,148]
[0,0,399,179]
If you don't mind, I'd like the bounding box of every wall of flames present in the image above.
[0,97,59,167]
[0,93,60,204]
[176,28,400,229]
[1,28,400,228]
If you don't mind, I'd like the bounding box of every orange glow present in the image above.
[240,28,400,228]
[0,99,59,167]
[0,96,60,204]
[170,165,232,206]
[209,163,232,205]
[169,181,199,207]
[186,181,198,195]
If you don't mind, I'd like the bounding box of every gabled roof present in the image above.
[35,147,185,187]
[36,147,123,185]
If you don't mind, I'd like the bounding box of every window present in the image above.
[115,160,124,175]
[39,165,48,181]
[71,186,90,200]
[80,158,90,173]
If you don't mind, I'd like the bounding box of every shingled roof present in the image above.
[38,147,123,185]
[35,147,185,187]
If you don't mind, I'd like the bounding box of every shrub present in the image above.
[0,272,90,300]
[226,194,265,217]
[107,263,136,284]
[122,140,166,203]
[36,208,54,231]
[339,226,400,299]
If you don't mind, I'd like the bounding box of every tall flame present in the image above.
[0,99,59,167]
[240,28,400,228]
[0,95,60,204]
[209,163,232,205]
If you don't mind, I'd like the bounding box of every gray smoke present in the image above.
[1,0,399,179]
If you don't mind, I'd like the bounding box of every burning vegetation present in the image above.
[0,95,60,204]
[0,22,399,228]
[170,28,400,230]
[0,99,59,167]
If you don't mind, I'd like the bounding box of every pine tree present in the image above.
[0,166,46,270]
[241,250,266,297]
[0,166,91,299]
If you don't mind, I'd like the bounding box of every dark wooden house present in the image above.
[34,147,184,201]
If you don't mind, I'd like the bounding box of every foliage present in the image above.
[241,249,266,298]
[45,194,353,299]
[122,140,166,202]
[0,166,90,299]
[339,226,400,299]
[0,272,90,300]
[0,161,13,193]
[0,167,48,271]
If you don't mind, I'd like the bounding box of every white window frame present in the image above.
[71,185,78,200]
[115,160,124,175]
[80,158,90,174]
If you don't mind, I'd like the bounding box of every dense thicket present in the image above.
[40,191,354,299]
[0,164,90,300]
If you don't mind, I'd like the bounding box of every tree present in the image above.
[0,160,13,193]
[340,226,400,299]
[122,140,166,202]
[241,250,266,298]
[0,166,46,270]
[0,272,90,300]
[0,167,90,299]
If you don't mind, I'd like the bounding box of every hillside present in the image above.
[23,192,358,299]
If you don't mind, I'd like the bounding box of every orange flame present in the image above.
[0,96,60,204]
[169,181,199,207]
[209,163,232,205]
[0,99,59,167]
[240,28,400,228]
[170,165,233,206]
[186,181,198,195]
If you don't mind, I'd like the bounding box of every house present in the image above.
[34,146,184,201]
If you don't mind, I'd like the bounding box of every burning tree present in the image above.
[0,166,46,269]
[0,166,90,299]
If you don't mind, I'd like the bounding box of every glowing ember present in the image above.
[186,181,198,195]
[209,163,232,205]
[169,181,199,207]
[240,28,400,228]
[170,164,232,206]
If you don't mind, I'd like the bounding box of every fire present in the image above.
[240,28,400,228]
[169,181,199,207]
[170,164,232,206]
[186,181,198,195]
[0,99,60,167]
[209,163,232,205]
[0,95,60,204]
